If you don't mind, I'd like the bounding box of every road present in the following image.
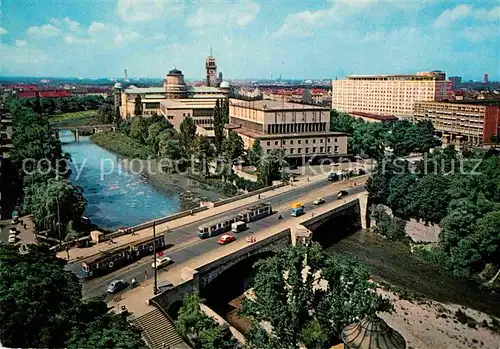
[80,179,367,298]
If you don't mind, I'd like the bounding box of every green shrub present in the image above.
[91,132,152,159]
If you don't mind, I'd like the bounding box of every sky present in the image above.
[0,0,499,80]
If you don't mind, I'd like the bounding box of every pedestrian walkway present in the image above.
[108,189,367,317]
[60,173,338,262]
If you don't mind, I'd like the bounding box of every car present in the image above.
[107,279,128,293]
[151,256,172,269]
[338,190,349,199]
[313,198,325,205]
[218,234,236,245]
[9,228,17,235]
[156,281,174,294]
[8,235,16,244]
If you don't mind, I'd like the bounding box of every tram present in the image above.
[198,202,272,239]
[81,233,167,279]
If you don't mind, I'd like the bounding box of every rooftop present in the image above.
[349,111,398,121]
[230,98,328,111]
[124,87,165,94]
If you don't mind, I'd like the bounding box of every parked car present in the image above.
[9,228,17,235]
[218,234,236,245]
[151,256,172,269]
[107,279,128,293]
[313,198,325,205]
[8,235,16,244]
[156,281,174,294]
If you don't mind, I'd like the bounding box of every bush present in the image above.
[370,205,407,241]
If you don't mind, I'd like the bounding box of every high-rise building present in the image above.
[205,50,218,87]
[484,73,489,83]
[332,72,451,119]
[449,76,462,88]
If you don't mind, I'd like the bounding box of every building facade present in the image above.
[228,99,348,160]
[206,55,217,87]
[332,71,451,118]
[348,111,398,123]
[413,100,500,146]
[117,68,229,128]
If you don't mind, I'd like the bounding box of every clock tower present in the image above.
[205,47,218,87]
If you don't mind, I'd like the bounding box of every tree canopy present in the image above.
[134,94,143,116]
[248,139,263,167]
[175,294,241,349]
[0,244,144,348]
[179,116,197,152]
[242,242,392,349]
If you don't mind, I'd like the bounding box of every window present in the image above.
[183,113,186,117]
[298,148,302,153]
[312,147,316,153]
[305,148,309,153]
[283,140,286,145]
[267,141,271,146]
[313,139,316,143]
[267,149,271,154]
[275,141,279,145]
[334,146,339,153]
[298,140,302,144]
[334,138,338,142]
[327,138,331,143]
[327,146,332,152]
[290,148,294,154]
[290,140,294,145]
[320,139,323,143]
[320,146,324,153]
[305,139,309,144]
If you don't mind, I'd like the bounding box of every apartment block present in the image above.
[413,101,500,146]
[332,72,451,118]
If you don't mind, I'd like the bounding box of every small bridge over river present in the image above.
[52,124,115,142]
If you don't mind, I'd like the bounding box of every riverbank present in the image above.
[123,159,227,210]
[326,229,500,318]
[91,132,151,159]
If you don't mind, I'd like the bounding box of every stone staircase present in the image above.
[132,308,191,349]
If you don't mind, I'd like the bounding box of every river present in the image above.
[60,130,182,231]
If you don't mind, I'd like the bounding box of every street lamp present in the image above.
[153,220,158,295]
[56,196,61,246]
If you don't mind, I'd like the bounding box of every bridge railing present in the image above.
[212,182,287,208]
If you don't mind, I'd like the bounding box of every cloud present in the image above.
[50,17,81,32]
[27,24,61,37]
[273,0,382,37]
[434,5,500,29]
[187,1,260,29]
[116,0,184,23]
[15,40,27,47]
[463,26,498,42]
[0,43,49,67]
[0,27,7,35]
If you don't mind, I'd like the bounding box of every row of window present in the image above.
[267,122,327,134]
[265,146,339,155]
[266,137,338,146]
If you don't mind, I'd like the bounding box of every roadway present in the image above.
[80,178,367,298]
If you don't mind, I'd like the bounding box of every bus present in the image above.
[237,202,273,223]
[291,202,305,217]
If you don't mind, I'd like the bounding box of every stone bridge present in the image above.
[149,228,292,313]
[52,124,115,142]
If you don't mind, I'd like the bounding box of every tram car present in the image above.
[198,202,272,239]
[81,233,167,279]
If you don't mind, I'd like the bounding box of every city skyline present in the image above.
[0,0,499,80]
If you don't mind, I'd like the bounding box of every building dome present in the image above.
[168,68,183,75]
[114,82,123,89]
[220,81,230,88]
[342,315,406,349]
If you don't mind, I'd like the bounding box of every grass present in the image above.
[49,110,99,123]
[90,131,152,159]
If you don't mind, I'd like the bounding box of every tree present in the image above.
[408,174,451,225]
[330,110,356,134]
[98,99,114,124]
[194,135,215,176]
[387,173,417,220]
[179,116,197,152]
[213,99,225,153]
[248,139,263,166]
[351,121,388,159]
[0,245,144,348]
[257,149,285,187]
[146,121,172,153]
[241,242,392,349]
[176,294,240,349]
[24,179,87,238]
[222,130,244,161]
[370,205,407,241]
[129,116,148,143]
[134,94,143,116]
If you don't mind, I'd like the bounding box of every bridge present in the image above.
[51,124,115,142]
[109,191,369,348]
